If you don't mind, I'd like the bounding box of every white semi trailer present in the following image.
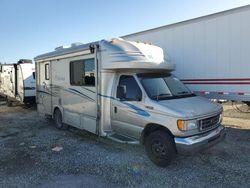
[0,59,36,105]
[35,38,225,166]
[123,5,250,104]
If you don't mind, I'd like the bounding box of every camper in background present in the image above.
[35,38,225,166]
[0,59,36,106]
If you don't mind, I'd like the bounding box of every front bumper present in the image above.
[174,125,226,154]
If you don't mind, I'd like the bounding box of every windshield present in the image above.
[137,73,194,100]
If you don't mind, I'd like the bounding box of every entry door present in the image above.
[111,75,145,139]
[63,57,97,134]
[38,62,52,114]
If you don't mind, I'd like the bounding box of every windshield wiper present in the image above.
[151,93,171,100]
[177,91,190,95]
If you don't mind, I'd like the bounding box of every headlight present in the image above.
[177,119,198,131]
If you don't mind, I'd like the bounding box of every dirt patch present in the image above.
[0,104,249,187]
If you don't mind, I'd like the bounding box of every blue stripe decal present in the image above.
[100,95,116,100]
[37,90,58,97]
[123,102,150,117]
[24,87,36,90]
[68,88,95,102]
[100,94,150,117]
[82,87,95,93]
[37,90,52,95]
[39,85,149,117]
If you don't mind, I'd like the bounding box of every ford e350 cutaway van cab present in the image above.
[34,38,225,166]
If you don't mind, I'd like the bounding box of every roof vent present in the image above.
[54,42,82,51]
[55,45,70,51]
[18,59,32,64]
[71,42,83,47]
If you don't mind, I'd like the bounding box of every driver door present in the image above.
[111,75,146,139]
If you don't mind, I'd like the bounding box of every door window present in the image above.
[117,75,142,101]
[45,64,50,80]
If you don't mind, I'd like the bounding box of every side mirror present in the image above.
[117,85,126,100]
[136,93,142,101]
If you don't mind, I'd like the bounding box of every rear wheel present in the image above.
[54,108,68,130]
[145,130,176,167]
[6,99,13,107]
[24,102,34,108]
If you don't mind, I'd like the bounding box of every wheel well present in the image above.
[141,123,174,145]
[53,107,61,118]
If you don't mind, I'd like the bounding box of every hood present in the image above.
[157,96,222,118]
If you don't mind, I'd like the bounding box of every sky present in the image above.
[0,0,250,63]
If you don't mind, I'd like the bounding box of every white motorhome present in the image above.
[123,5,250,104]
[35,38,225,166]
[0,59,36,105]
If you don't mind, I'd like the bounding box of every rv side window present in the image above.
[70,58,95,86]
[45,64,49,80]
[33,72,35,79]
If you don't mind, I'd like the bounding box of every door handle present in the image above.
[145,105,154,110]
[43,82,47,89]
[114,106,117,113]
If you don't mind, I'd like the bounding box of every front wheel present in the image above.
[145,130,176,167]
[54,108,68,130]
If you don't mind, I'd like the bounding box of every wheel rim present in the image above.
[151,140,167,157]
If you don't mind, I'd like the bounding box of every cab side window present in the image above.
[117,75,142,101]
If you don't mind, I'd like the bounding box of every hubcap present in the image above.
[152,140,167,157]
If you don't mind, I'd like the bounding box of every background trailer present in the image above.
[123,5,250,102]
[0,59,36,105]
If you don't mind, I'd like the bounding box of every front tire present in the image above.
[54,108,68,130]
[145,130,176,167]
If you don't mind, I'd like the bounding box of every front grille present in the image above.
[199,114,220,130]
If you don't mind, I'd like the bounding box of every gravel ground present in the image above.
[0,102,250,188]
